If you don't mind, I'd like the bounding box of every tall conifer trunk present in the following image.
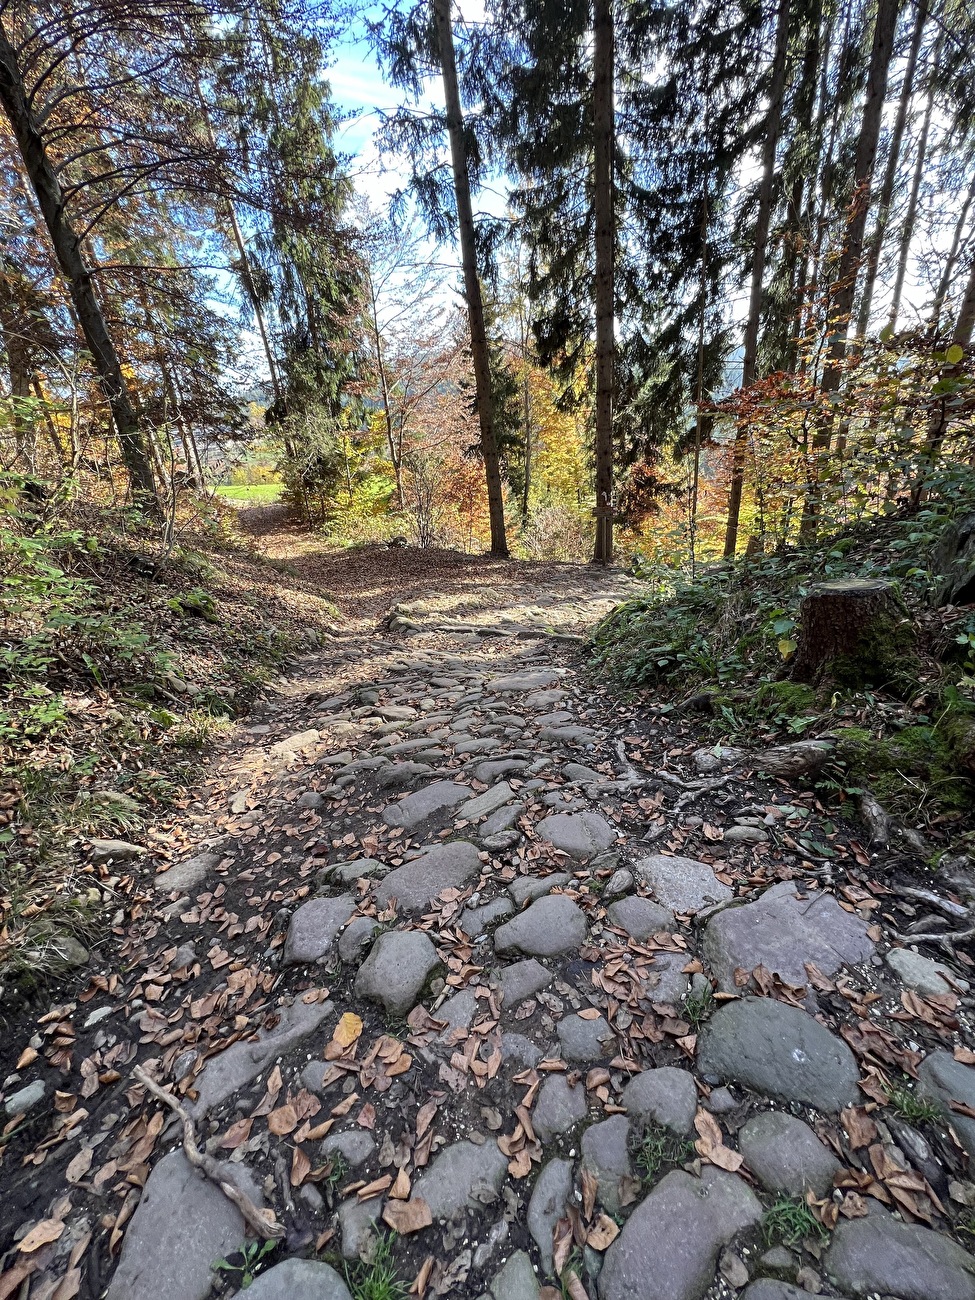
[592,0,615,564]
[723,0,792,558]
[0,22,157,505]
[432,0,508,557]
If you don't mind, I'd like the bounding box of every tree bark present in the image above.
[0,21,157,504]
[592,0,615,564]
[954,250,975,348]
[930,167,975,333]
[432,0,508,557]
[855,0,927,338]
[890,47,939,330]
[790,577,914,686]
[801,0,900,538]
[723,0,792,559]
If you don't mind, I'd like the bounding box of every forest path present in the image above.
[3,510,975,1300]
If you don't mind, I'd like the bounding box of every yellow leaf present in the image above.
[947,344,965,365]
[334,1012,363,1049]
[778,638,797,660]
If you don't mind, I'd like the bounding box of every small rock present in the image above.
[461,897,515,936]
[633,854,733,912]
[283,895,355,965]
[338,1195,383,1260]
[90,837,144,863]
[528,1158,573,1273]
[741,1285,810,1300]
[354,930,440,1017]
[536,811,616,860]
[722,825,769,844]
[381,780,471,829]
[706,1087,738,1116]
[296,791,325,809]
[604,868,634,898]
[738,1111,841,1198]
[557,1012,612,1062]
[887,948,970,996]
[502,1033,544,1067]
[338,917,378,964]
[720,1249,750,1289]
[327,858,388,886]
[509,873,570,906]
[581,1115,632,1214]
[623,1067,698,1135]
[495,958,554,1004]
[756,1246,797,1281]
[153,851,219,892]
[323,1130,376,1168]
[48,934,89,967]
[494,895,587,958]
[697,997,859,1112]
[4,1080,45,1116]
[919,1051,975,1160]
[413,1139,508,1219]
[457,782,516,821]
[606,896,675,940]
[532,1075,587,1141]
[243,1259,352,1300]
[490,1250,539,1300]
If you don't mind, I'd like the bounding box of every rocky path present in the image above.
[4,540,975,1300]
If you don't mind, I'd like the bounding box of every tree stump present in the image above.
[790,578,916,688]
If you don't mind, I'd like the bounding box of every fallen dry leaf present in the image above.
[334,1012,364,1048]
[18,1220,65,1253]
[268,1104,298,1136]
[586,1214,620,1251]
[382,1197,432,1235]
[390,1167,411,1199]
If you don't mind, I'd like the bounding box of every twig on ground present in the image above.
[890,926,975,955]
[133,1065,284,1239]
[896,886,969,921]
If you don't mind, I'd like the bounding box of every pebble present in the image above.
[532,1075,588,1141]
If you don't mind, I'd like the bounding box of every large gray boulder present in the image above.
[493,894,587,957]
[919,1050,975,1159]
[374,841,481,913]
[244,1260,352,1300]
[826,1214,975,1300]
[633,855,732,912]
[354,930,440,1016]
[381,780,471,829]
[697,997,859,1112]
[702,881,874,991]
[599,1167,762,1300]
[106,1151,263,1300]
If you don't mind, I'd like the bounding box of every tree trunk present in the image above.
[432,0,508,558]
[592,0,615,565]
[367,268,403,510]
[930,167,975,333]
[890,48,939,330]
[790,577,914,687]
[0,22,157,504]
[724,0,792,559]
[855,0,927,338]
[802,0,900,539]
[954,250,975,348]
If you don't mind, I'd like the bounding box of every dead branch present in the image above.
[896,886,969,920]
[890,926,975,955]
[133,1065,284,1239]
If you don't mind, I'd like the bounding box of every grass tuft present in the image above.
[762,1197,828,1247]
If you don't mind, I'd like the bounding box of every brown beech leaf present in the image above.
[390,1167,411,1200]
[955,1048,975,1066]
[291,1146,311,1187]
[706,1143,744,1172]
[382,1197,432,1235]
[65,1149,93,1184]
[334,1012,363,1049]
[268,1104,298,1136]
[586,1214,620,1251]
[219,1117,253,1150]
[18,1220,65,1253]
[358,1103,377,1130]
[841,1107,877,1150]
[577,1008,602,1020]
[581,1167,598,1221]
[411,1255,435,1298]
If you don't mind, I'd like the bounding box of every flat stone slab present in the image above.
[382,780,471,828]
[374,841,481,913]
[153,852,219,892]
[698,998,859,1112]
[490,1250,539,1300]
[481,802,525,834]
[323,1130,376,1168]
[190,996,333,1117]
[536,811,616,859]
[826,1214,975,1300]
[327,858,388,886]
[457,782,515,821]
[634,855,733,912]
[533,1075,587,1141]
[284,894,356,965]
[528,1158,573,1273]
[558,1012,613,1061]
[490,670,566,692]
[494,895,587,958]
[887,948,969,995]
[644,951,690,1005]
[495,957,554,1004]
[742,1286,813,1300]
[607,896,675,940]
[563,761,604,783]
[599,1166,762,1300]
[623,1067,698,1135]
[510,872,570,906]
[244,1260,352,1300]
[919,1050,975,1159]
[581,1114,632,1215]
[413,1138,508,1219]
[106,1151,263,1300]
[738,1111,841,1198]
[702,881,874,991]
[354,930,440,1016]
[538,725,595,743]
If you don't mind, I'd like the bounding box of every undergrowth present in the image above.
[590,502,975,829]
[0,486,337,1003]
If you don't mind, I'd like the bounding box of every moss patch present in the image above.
[834,723,972,815]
